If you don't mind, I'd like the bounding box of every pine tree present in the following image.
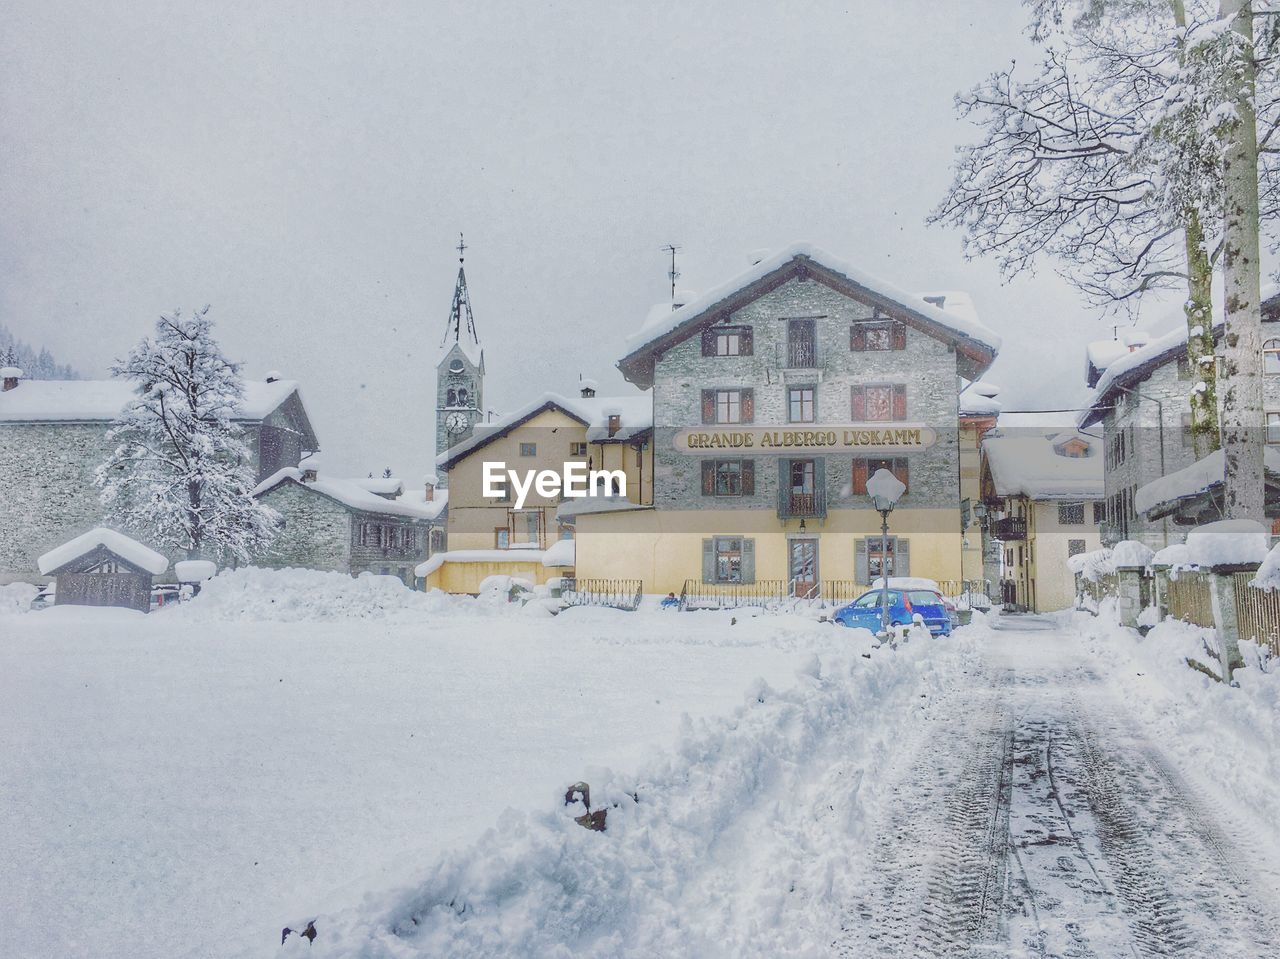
[94,307,280,562]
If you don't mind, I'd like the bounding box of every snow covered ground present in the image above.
[0,579,848,959]
[6,579,1280,959]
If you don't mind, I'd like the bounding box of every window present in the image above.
[519,442,537,457]
[701,388,753,424]
[495,528,510,549]
[570,442,588,457]
[1093,502,1105,524]
[850,319,906,351]
[714,537,744,583]
[788,386,815,423]
[1269,412,1280,445]
[851,457,909,494]
[701,458,755,496]
[868,538,895,580]
[852,384,906,421]
[787,318,817,367]
[701,326,753,357]
[1266,339,1280,375]
[1068,539,1086,558]
[1059,503,1085,525]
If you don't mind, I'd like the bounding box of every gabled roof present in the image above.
[252,468,447,521]
[38,527,169,576]
[1135,447,1280,520]
[981,430,1103,501]
[617,244,1001,387]
[436,391,653,469]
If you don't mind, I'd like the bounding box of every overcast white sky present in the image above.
[2,0,1182,477]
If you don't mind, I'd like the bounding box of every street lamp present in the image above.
[867,467,906,636]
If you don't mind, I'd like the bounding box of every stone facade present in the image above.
[435,341,485,476]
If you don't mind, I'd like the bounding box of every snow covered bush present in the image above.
[1067,547,1114,582]
[0,582,38,615]
[173,567,456,623]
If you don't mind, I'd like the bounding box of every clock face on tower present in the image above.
[445,411,470,434]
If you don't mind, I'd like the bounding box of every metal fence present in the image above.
[680,579,787,610]
[1165,571,1215,629]
[560,578,643,612]
[1233,571,1280,657]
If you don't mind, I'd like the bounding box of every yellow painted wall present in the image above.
[576,506,963,595]
[958,418,994,583]
[1028,500,1102,612]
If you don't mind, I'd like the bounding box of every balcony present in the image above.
[777,488,827,520]
[991,516,1027,540]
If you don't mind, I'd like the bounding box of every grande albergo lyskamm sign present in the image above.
[673,423,938,455]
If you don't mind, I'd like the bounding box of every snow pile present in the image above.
[1111,540,1155,569]
[541,538,575,567]
[173,567,455,622]
[1067,547,1114,581]
[1185,519,1269,569]
[174,560,217,582]
[278,637,978,958]
[1252,541,1280,591]
[1152,543,1192,568]
[0,582,38,615]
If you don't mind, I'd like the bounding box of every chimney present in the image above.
[300,455,320,482]
[1,367,22,392]
[607,413,621,437]
[424,475,436,502]
[265,370,282,384]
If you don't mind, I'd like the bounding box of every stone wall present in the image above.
[254,482,353,573]
[651,277,961,517]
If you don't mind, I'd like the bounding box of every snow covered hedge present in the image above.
[0,582,38,615]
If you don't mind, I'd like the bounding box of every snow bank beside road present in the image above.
[170,567,457,622]
[0,582,37,614]
[280,633,975,959]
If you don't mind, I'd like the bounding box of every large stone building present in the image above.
[1079,295,1280,549]
[574,244,1001,596]
[0,372,318,584]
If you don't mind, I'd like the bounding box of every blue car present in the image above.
[833,588,953,636]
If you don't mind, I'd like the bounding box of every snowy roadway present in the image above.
[838,615,1280,959]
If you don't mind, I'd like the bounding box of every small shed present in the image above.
[37,528,169,613]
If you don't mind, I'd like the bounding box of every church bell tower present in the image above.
[435,234,485,487]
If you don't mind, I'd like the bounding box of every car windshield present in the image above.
[907,590,943,606]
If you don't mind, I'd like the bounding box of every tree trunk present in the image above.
[1218,0,1265,521]
[1184,211,1220,457]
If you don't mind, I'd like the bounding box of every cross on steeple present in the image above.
[442,234,481,350]
[456,232,467,262]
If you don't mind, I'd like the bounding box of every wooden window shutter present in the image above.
[814,456,826,504]
[740,328,754,356]
[741,389,754,423]
[897,538,910,576]
[851,386,866,420]
[892,384,907,421]
[893,457,909,492]
[852,458,868,495]
[855,539,869,585]
[701,329,716,356]
[891,321,906,350]
[701,390,715,424]
[701,460,715,496]
[702,538,715,583]
[741,539,756,584]
[742,459,755,495]
[850,324,867,351]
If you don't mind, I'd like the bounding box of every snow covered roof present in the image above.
[1186,519,1270,569]
[1,366,22,378]
[436,391,653,468]
[1134,447,1280,519]
[555,494,653,522]
[541,538,576,567]
[352,477,404,497]
[618,244,1000,386]
[38,527,169,576]
[981,430,1103,501]
[252,468,447,521]
[960,381,1002,416]
[0,377,304,424]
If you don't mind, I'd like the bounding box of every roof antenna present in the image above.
[662,244,682,301]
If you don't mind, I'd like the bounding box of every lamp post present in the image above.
[867,467,906,636]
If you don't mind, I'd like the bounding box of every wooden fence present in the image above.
[560,578,643,612]
[1164,571,1215,629]
[1233,571,1280,657]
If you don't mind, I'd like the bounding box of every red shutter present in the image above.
[742,459,755,495]
[892,384,907,420]
[852,458,868,495]
[851,386,866,420]
[891,321,906,350]
[894,457,909,492]
[702,390,715,424]
[741,389,754,423]
[740,328,754,356]
[701,330,716,356]
[701,460,715,495]
[850,324,866,351]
